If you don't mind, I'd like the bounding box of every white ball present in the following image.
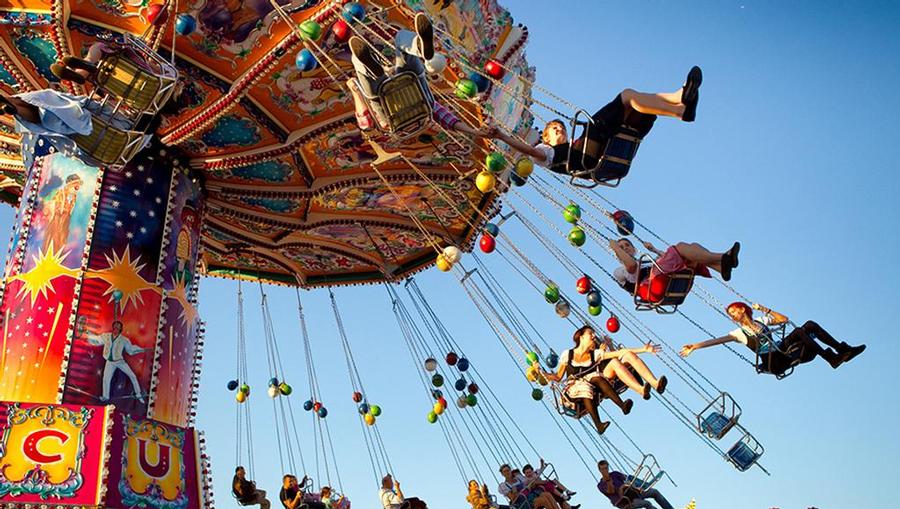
[442,245,462,264]
[425,53,447,74]
[268,386,280,398]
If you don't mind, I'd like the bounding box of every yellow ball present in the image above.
[525,365,537,382]
[433,402,445,415]
[236,391,247,403]
[515,158,534,178]
[364,413,376,426]
[475,171,496,193]
[435,253,453,272]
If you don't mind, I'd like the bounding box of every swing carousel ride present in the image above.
[0,0,857,508]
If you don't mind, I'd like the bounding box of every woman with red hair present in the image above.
[680,302,865,374]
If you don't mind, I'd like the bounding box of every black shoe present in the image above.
[597,421,610,434]
[839,344,866,364]
[414,12,434,61]
[681,65,702,122]
[51,63,86,84]
[730,241,741,268]
[349,36,384,79]
[721,241,740,281]
[62,55,98,74]
[621,399,633,415]
[656,375,668,394]
[642,383,652,400]
[570,505,581,509]
[827,350,843,369]
[0,96,15,116]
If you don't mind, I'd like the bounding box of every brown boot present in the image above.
[349,36,384,79]
[51,62,86,84]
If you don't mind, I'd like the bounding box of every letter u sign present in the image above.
[22,429,70,463]
[137,439,172,479]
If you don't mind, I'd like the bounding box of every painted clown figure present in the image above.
[83,320,149,402]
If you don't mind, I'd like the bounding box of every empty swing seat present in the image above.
[374,71,433,137]
[72,108,149,166]
[727,442,761,472]
[700,412,733,439]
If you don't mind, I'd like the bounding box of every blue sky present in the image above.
[3,1,899,508]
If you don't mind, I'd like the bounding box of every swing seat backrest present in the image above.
[754,322,801,379]
[726,441,762,472]
[375,71,433,137]
[72,104,148,167]
[699,412,735,440]
[567,108,642,188]
[92,34,179,117]
[633,256,694,314]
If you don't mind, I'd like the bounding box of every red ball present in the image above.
[438,396,448,408]
[484,59,504,80]
[332,19,350,43]
[606,316,620,333]
[638,275,669,303]
[467,383,479,395]
[352,391,362,403]
[446,352,459,366]
[575,275,591,294]
[479,234,496,253]
[147,4,169,26]
[313,402,322,412]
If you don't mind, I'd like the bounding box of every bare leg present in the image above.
[535,493,561,509]
[603,359,646,396]
[674,242,725,270]
[658,88,684,104]
[620,351,660,388]
[0,94,41,124]
[621,89,684,118]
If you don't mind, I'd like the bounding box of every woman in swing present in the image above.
[597,335,668,400]
[543,325,636,435]
[680,302,866,374]
[487,66,702,180]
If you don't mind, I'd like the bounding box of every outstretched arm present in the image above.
[492,128,550,162]
[753,303,789,325]
[680,335,737,357]
[608,239,639,273]
[600,343,659,359]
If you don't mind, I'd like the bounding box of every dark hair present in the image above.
[499,464,511,472]
[523,464,534,472]
[235,466,244,473]
[617,237,633,247]
[573,325,594,346]
[598,460,609,468]
[283,474,293,482]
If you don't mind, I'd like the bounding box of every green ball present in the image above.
[531,388,544,401]
[454,78,477,99]
[299,20,322,41]
[588,304,602,316]
[525,351,539,365]
[427,411,438,423]
[431,374,444,387]
[485,151,506,173]
[278,382,292,396]
[466,394,478,407]
[370,404,382,417]
[568,226,586,247]
[544,285,560,304]
[562,203,582,224]
[240,384,250,395]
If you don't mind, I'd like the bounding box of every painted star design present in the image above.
[9,244,79,304]
[85,246,161,312]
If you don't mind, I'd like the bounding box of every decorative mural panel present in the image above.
[305,223,426,260]
[149,302,199,428]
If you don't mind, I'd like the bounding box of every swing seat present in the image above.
[754,322,802,379]
[72,106,149,167]
[633,256,694,314]
[725,428,764,472]
[552,368,636,419]
[92,33,179,117]
[624,454,664,495]
[696,392,741,440]
[566,109,642,189]
[368,71,433,138]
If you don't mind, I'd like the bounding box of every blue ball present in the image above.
[613,210,635,236]
[303,400,314,411]
[586,290,602,308]
[545,351,559,369]
[175,14,196,36]
[431,389,443,400]
[457,357,470,372]
[454,378,467,391]
[469,72,490,93]
[318,407,328,418]
[268,377,279,387]
[295,49,318,72]
[226,380,239,391]
[359,403,370,415]
[341,2,366,23]
[484,223,499,237]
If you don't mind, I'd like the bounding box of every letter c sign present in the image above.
[22,429,69,464]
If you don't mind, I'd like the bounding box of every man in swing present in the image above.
[233,466,271,509]
[488,66,702,181]
[379,474,428,509]
[345,13,490,139]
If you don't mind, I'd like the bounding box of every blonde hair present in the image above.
[542,119,566,144]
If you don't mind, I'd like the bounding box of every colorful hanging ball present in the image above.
[484,223,500,237]
[236,391,247,403]
[352,391,363,403]
[431,374,444,387]
[544,284,561,304]
[317,406,328,418]
[515,158,534,178]
[454,378,467,391]
[475,171,496,193]
[432,389,443,400]
[612,210,635,236]
[526,351,540,365]
[588,304,602,316]
[175,14,197,35]
[484,59,504,80]
[446,352,459,366]
[424,357,438,372]
[227,380,239,391]
[427,411,438,423]
[457,396,468,408]
[457,357,470,372]
[435,253,453,272]
[586,290,602,308]
[469,72,490,93]
[437,397,448,409]
[467,382,479,395]
[442,245,462,264]
[370,404,382,417]
[359,402,370,414]
[341,2,366,23]
[314,402,322,412]
[240,384,250,395]
[576,275,592,294]
[268,386,280,398]
[531,388,544,401]
[466,394,478,407]
[479,234,496,254]
[304,399,314,411]
[433,402,445,415]
[510,172,527,187]
[279,382,292,396]
[365,413,376,425]
[295,49,318,72]
[556,299,571,318]
[562,203,582,224]
[568,226,586,247]
[525,365,538,382]
[332,18,350,42]
[454,78,478,99]
[485,152,507,173]
[268,377,279,387]
[147,4,168,26]
[545,350,559,369]
[606,316,621,333]
[299,20,322,41]
[112,289,124,302]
